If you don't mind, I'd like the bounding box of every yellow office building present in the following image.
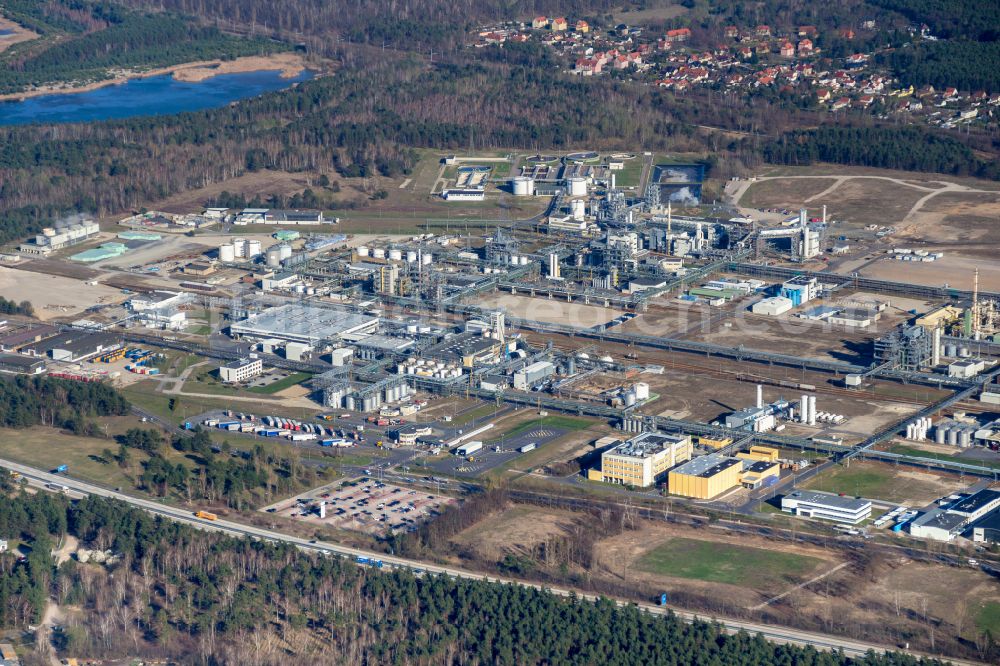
[590,432,692,487]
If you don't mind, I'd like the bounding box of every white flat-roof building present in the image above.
[752,296,793,316]
[781,490,872,524]
[230,304,378,346]
[219,357,263,383]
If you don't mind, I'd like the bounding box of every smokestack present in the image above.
[756,385,763,409]
[822,205,827,225]
[667,200,673,234]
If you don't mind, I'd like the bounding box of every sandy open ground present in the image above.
[0,52,308,101]
[860,254,1000,292]
[0,16,38,52]
[0,265,125,320]
[478,293,622,328]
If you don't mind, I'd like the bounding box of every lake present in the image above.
[0,68,313,125]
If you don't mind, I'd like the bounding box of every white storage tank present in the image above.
[246,239,262,258]
[566,177,587,197]
[232,237,247,258]
[219,243,236,263]
[422,253,433,265]
[373,248,385,259]
[512,176,534,196]
[389,249,402,261]
[519,256,529,265]
[278,243,293,260]
[406,250,418,263]
[571,199,586,221]
[266,246,282,267]
[358,246,370,257]
[634,382,649,401]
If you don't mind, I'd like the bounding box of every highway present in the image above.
[1,457,984,665]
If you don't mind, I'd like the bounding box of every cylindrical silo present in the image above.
[566,177,587,197]
[947,428,958,446]
[935,424,947,444]
[571,199,586,221]
[512,176,534,196]
[278,243,292,260]
[219,243,235,262]
[389,249,402,261]
[800,395,808,423]
[358,246,370,257]
[232,237,247,258]
[247,239,262,258]
[422,253,433,265]
[266,246,282,267]
[373,248,385,259]
[344,396,355,411]
[406,250,417,263]
[959,429,972,448]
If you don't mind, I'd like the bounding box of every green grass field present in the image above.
[613,159,643,188]
[803,461,966,504]
[0,427,151,490]
[490,415,594,441]
[637,537,822,587]
[975,601,1000,635]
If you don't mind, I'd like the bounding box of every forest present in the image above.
[0,0,283,94]
[0,375,129,435]
[0,490,967,665]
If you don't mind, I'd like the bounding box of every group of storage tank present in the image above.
[357,246,433,265]
[265,243,293,267]
[934,420,976,448]
[219,237,263,263]
[397,357,463,379]
[905,417,933,441]
[943,344,972,358]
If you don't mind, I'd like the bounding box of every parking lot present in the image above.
[259,478,457,535]
[423,426,567,477]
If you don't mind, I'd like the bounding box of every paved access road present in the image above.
[0,458,983,666]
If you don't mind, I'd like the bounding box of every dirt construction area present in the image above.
[260,478,456,535]
[0,264,126,320]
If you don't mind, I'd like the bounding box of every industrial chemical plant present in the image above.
[2,150,1000,552]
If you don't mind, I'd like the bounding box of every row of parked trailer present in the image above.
[199,411,357,447]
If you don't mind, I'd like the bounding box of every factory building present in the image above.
[21,331,120,363]
[752,296,793,316]
[0,324,59,353]
[219,357,263,383]
[425,333,505,369]
[588,432,693,487]
[20,220,100,255]
[738,460,780,489]
[0,353,46,375]
[668,455,743,499]
[779,276,818,307]
[513,360,556,390]
[230,304,378,346]
[781,490,872,524]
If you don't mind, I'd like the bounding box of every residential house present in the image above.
[831,96,851,110]
[551,17,568,31]
[755,25,771,37]
[797,38,813,54]
[780,42,795,57]
[531,16,548,29]
[724,26,739,38]
[575,20,589,33]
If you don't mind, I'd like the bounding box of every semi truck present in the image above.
[194,510,218,521]
[519,442,537,453]
[455,441,483,456]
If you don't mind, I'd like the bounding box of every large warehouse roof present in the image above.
[230,304,378,345]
